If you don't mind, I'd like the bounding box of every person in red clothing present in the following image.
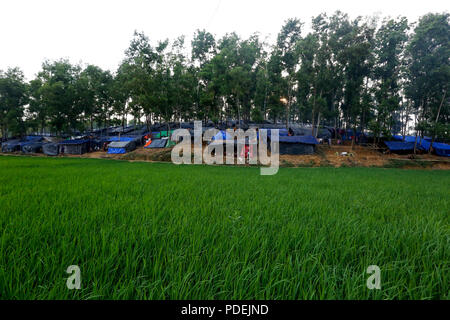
[288,127,294,136]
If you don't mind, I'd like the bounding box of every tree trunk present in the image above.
[237,97,241,129]
[351,127,355,151]
[315,112,321,138]
[413,131,418,155]
[263,82,268,121]
[429,90,446,154]
[311,89,316,135]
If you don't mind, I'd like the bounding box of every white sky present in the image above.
[1,0,448,80]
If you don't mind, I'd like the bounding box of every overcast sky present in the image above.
[1,0,447,80]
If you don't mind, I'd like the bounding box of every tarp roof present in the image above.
[259,128,289,137]
[391,136,450,156]
[145,139,167,148]
[108,136,135,142]
[420,140,450,157]
[108,141,134,148]
[279,135,319,145]
[385,141,416,151]
[25,135,44,142]
[393,135,419,143]
[59,139,90,145]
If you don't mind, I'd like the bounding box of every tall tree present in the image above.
[276,18,302,128]
[0,68,28,138]
[406,13,450,146]
[31,60,82,134]
[370,17,409,142]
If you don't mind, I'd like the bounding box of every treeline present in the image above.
[0,11,448,141]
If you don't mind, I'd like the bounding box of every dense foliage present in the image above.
[1,12,448,140]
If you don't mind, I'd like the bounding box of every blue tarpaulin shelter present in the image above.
[108,136,135,142]
[392,135,423,143]
[1,140,21,152]
[278,135,318,155]
[391,135,450,156]
[420,140,450,157]
[107,140,136,154]
[384,141,416,152]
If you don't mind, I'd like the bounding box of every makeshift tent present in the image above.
[90,138,110,151]
[145,139,167,148]
[21,142,43,153]
[59,139,90,155]
[420,140,450,157]
[384,141,416,153]
[278,135,318,155]
[388,137,450,156]
[107,140,136,154]
[43,143,60,156]
[107,136,142,146]
[1,140,21,152]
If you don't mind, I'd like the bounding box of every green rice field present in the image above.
[0,156,448,299]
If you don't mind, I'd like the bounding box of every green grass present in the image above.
[0,156,448,299]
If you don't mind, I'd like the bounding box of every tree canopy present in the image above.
[0,11,448,140]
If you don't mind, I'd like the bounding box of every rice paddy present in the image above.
[0,156,448,299]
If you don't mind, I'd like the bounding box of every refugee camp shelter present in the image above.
[107,140,136,154]
[43,143,60,156]
[1,140,21,152]
[108,136,141,145]
[278,135,319,155]
[88,137,109,151]
[420,140,450,157]
[390,135,450,156]
[60,139,90,155]
[384,141,416,154]
[21,142,43,153]
[1,135,44,153]
[145,139,167,148]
